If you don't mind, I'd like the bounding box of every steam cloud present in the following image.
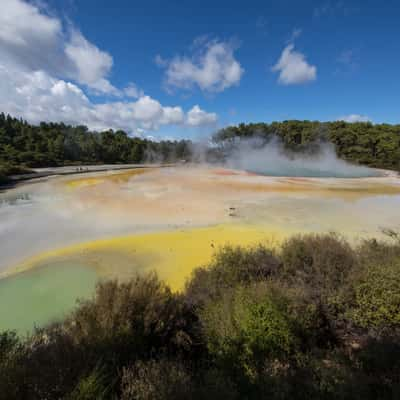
[224,137,380,178]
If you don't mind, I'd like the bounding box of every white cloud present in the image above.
[338,114,371,123]
[123,82,144,98]
[64,29,118,95]
[186,105,217,126]
[160,106,185,125]
[0,0,62,72]
[272,44,317,85]
[160,39,244,93]
[0,0,117,95]
[0,0,218,133]
[0,64,89,125]
[0,63,216,133]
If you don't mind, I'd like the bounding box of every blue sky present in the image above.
[1,0,400,139]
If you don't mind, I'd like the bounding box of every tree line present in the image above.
[0,113,193,182]
[213,120,400,170]
[1,113,400,183]
[1,232,400,399]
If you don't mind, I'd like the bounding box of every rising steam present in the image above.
[224,137,380,178]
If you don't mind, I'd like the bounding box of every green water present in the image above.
[0,262,98,335]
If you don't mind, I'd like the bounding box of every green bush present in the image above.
[280,285,338,349]
[1,232,400,399]
[347,262,400,332]
[0,331,25,400]
[121,360,240,400]
[280,233,356,296]
[186,244,280,306]
[63,274,199,362]
[200,284,297,380]
[0,326,82,400]
[67,365,109,400]
[0,274,200,399]
[356,236,400,267]
[121,359,192,400]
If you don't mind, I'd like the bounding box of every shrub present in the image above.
[64,273,199,363]
[281,285,338,348]
[200,284,297,381]
[0,330,19,362]
[121,360,240,400]
[2,233,400,399]
[67,365,109,400]
[353,336,400,397]
[186,244,280,306]
[0,325,82,400]
[347,261,400,332]
[280,233,356,296]
[0,331,24,400]
[0,274,200,399]
[121,359,192,400]
[356,236,400,268]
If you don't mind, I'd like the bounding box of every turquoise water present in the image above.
[0,262,98,335]
[249,166,382,178]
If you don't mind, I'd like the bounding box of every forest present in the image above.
[213,120,400,170]
[0,113,193,183]
[1,232,399,399]
[1,113,400,184]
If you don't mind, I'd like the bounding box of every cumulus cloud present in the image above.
[160,106,185,125]
[64,29,119,95]
[159,38,244,93]
[123,82,144,98]
[0,0,62,72]
[0,0,119,95]
[186,105,217,126]
[0,63,217,133]
[0,0,218,133]
[272,44,317,85]
[338,114,371,123]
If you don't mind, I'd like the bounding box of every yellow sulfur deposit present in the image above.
[1,166,400,333]
[65,176,105,189]
[6,224,287,291]
[64,168,151,189]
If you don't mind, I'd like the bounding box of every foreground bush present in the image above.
[121,359,240,400]
[280,233,356,295]
[348,261,400,333]
[201,284,297,381]
[186,244,280,306]
[1,233,400,399]
[121,359,192,400]
[63,274,199,361]
[0,274,200,400]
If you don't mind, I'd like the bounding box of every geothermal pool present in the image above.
[1,166,400,334]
